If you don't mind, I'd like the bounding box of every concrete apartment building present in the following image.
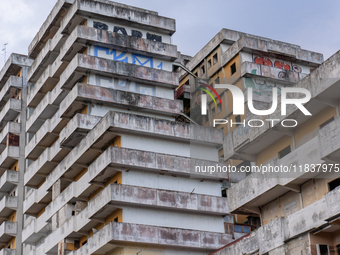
[176,25,340,255]
[0,0,340,255]
[10,0,237,255]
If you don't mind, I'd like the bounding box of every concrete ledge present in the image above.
[0,76,22,110]
[0,171,19,199]
[28,28,66,83]
[221,35,323,68]
[0,99,21,132]
[240,61,301,85]
[0,222,17,245]
[89,222,232,253]
[25,110,68,160]
[28,0,74,58]
[0,196,18,225]
[59,113,101,149]
[59,83,183,118]
[0,249,16,255]
[60,0,176,36]
[319,116,340,161]
[0,54,33,89]
[0,122,20,156]
[0,146,19,171]
[61,54,179,90]
[60,25,178,63]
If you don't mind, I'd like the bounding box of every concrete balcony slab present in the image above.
[0,122,20,156]
[88,222,232,254]
[0,196,18,225]
[0,147,19,171]
[0,171,19,200]
[0,100,21,132]
[25,110,68,160]
[59,83,183,119]
[0,76,22,111]
[0,222,17,246]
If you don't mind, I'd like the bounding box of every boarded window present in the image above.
[278,145,291,159]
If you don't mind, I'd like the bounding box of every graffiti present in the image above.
[93,21,108,30]
[245,77,281,96]
[274,61,290,70]
[93,22,163,42]
[96,75,154,96]
[94,46,166,71]
[254,57,272,67]
[278,71,288,79]
[113,26,128,35]
[292,65,302,73]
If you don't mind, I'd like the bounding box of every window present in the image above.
[231,62,237,75]
[207,59,212,69]
[213,53,218,65]
[235,115,241,127]
[329,178,340,191]
[212,108,216,117]
[278,145,291,159]
[320,117,334,129]
[217,103,222,114]
[316,244,329,255]
[114,217,119,222]
[221,189,227,197]
[201,65,205,74]
[234,224,251,233]
[215,77,220,84]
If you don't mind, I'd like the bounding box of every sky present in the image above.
[0,0,339,68]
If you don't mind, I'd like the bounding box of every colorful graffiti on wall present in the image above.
[253,55,302,74]
[94,46,167,71]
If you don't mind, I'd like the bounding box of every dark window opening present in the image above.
[213,54,218,65]
[329,178,340,191]
[93,21,108,31]
[114,217,119,222]
[72,211,75,216]
[215,77,220,85]
[74,240,80,249]
[81,240,87,246]
[212,108,216,117]
[185,80,189,85]
[217,103,222,114]
[337,244,340,255]
[320,117,334,129]
[208,59,212,69]
[231,63,237,75]
[235,115,241,127]
[317,244,329,255]
[221,189,227,197]
[113,26,127,35]
[201,65,205,74]
[278,145,291,159]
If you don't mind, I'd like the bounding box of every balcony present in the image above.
[224,51,340,162]
[0,222,17,246]
[240,61,302,85]
[0,122,20,156]
[0,171,19,199]
[0,100,21,132]
[0,76,22,110]
[0,249,16,255]
[227,136,324,215]
[88,222,232,254]
[175,85,190,100]
[0,196,18,225]
[59,25,178,64]
[318,117,340,162]
[59,83,183,119]
[0,147,19,171]
[25,110,68,160]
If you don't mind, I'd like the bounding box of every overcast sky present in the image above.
[0,0,339,68]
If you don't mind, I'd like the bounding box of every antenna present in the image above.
[2,43,8,63]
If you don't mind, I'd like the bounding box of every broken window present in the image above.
[201,65,205,75]
[329,178,340,191]
[213,53,218,65]
[207,59,212,69]
[231,62,237,75]
[278,145,291,159]
[147,33,162,42]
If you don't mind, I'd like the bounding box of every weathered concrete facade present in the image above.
[20,1,235,255]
